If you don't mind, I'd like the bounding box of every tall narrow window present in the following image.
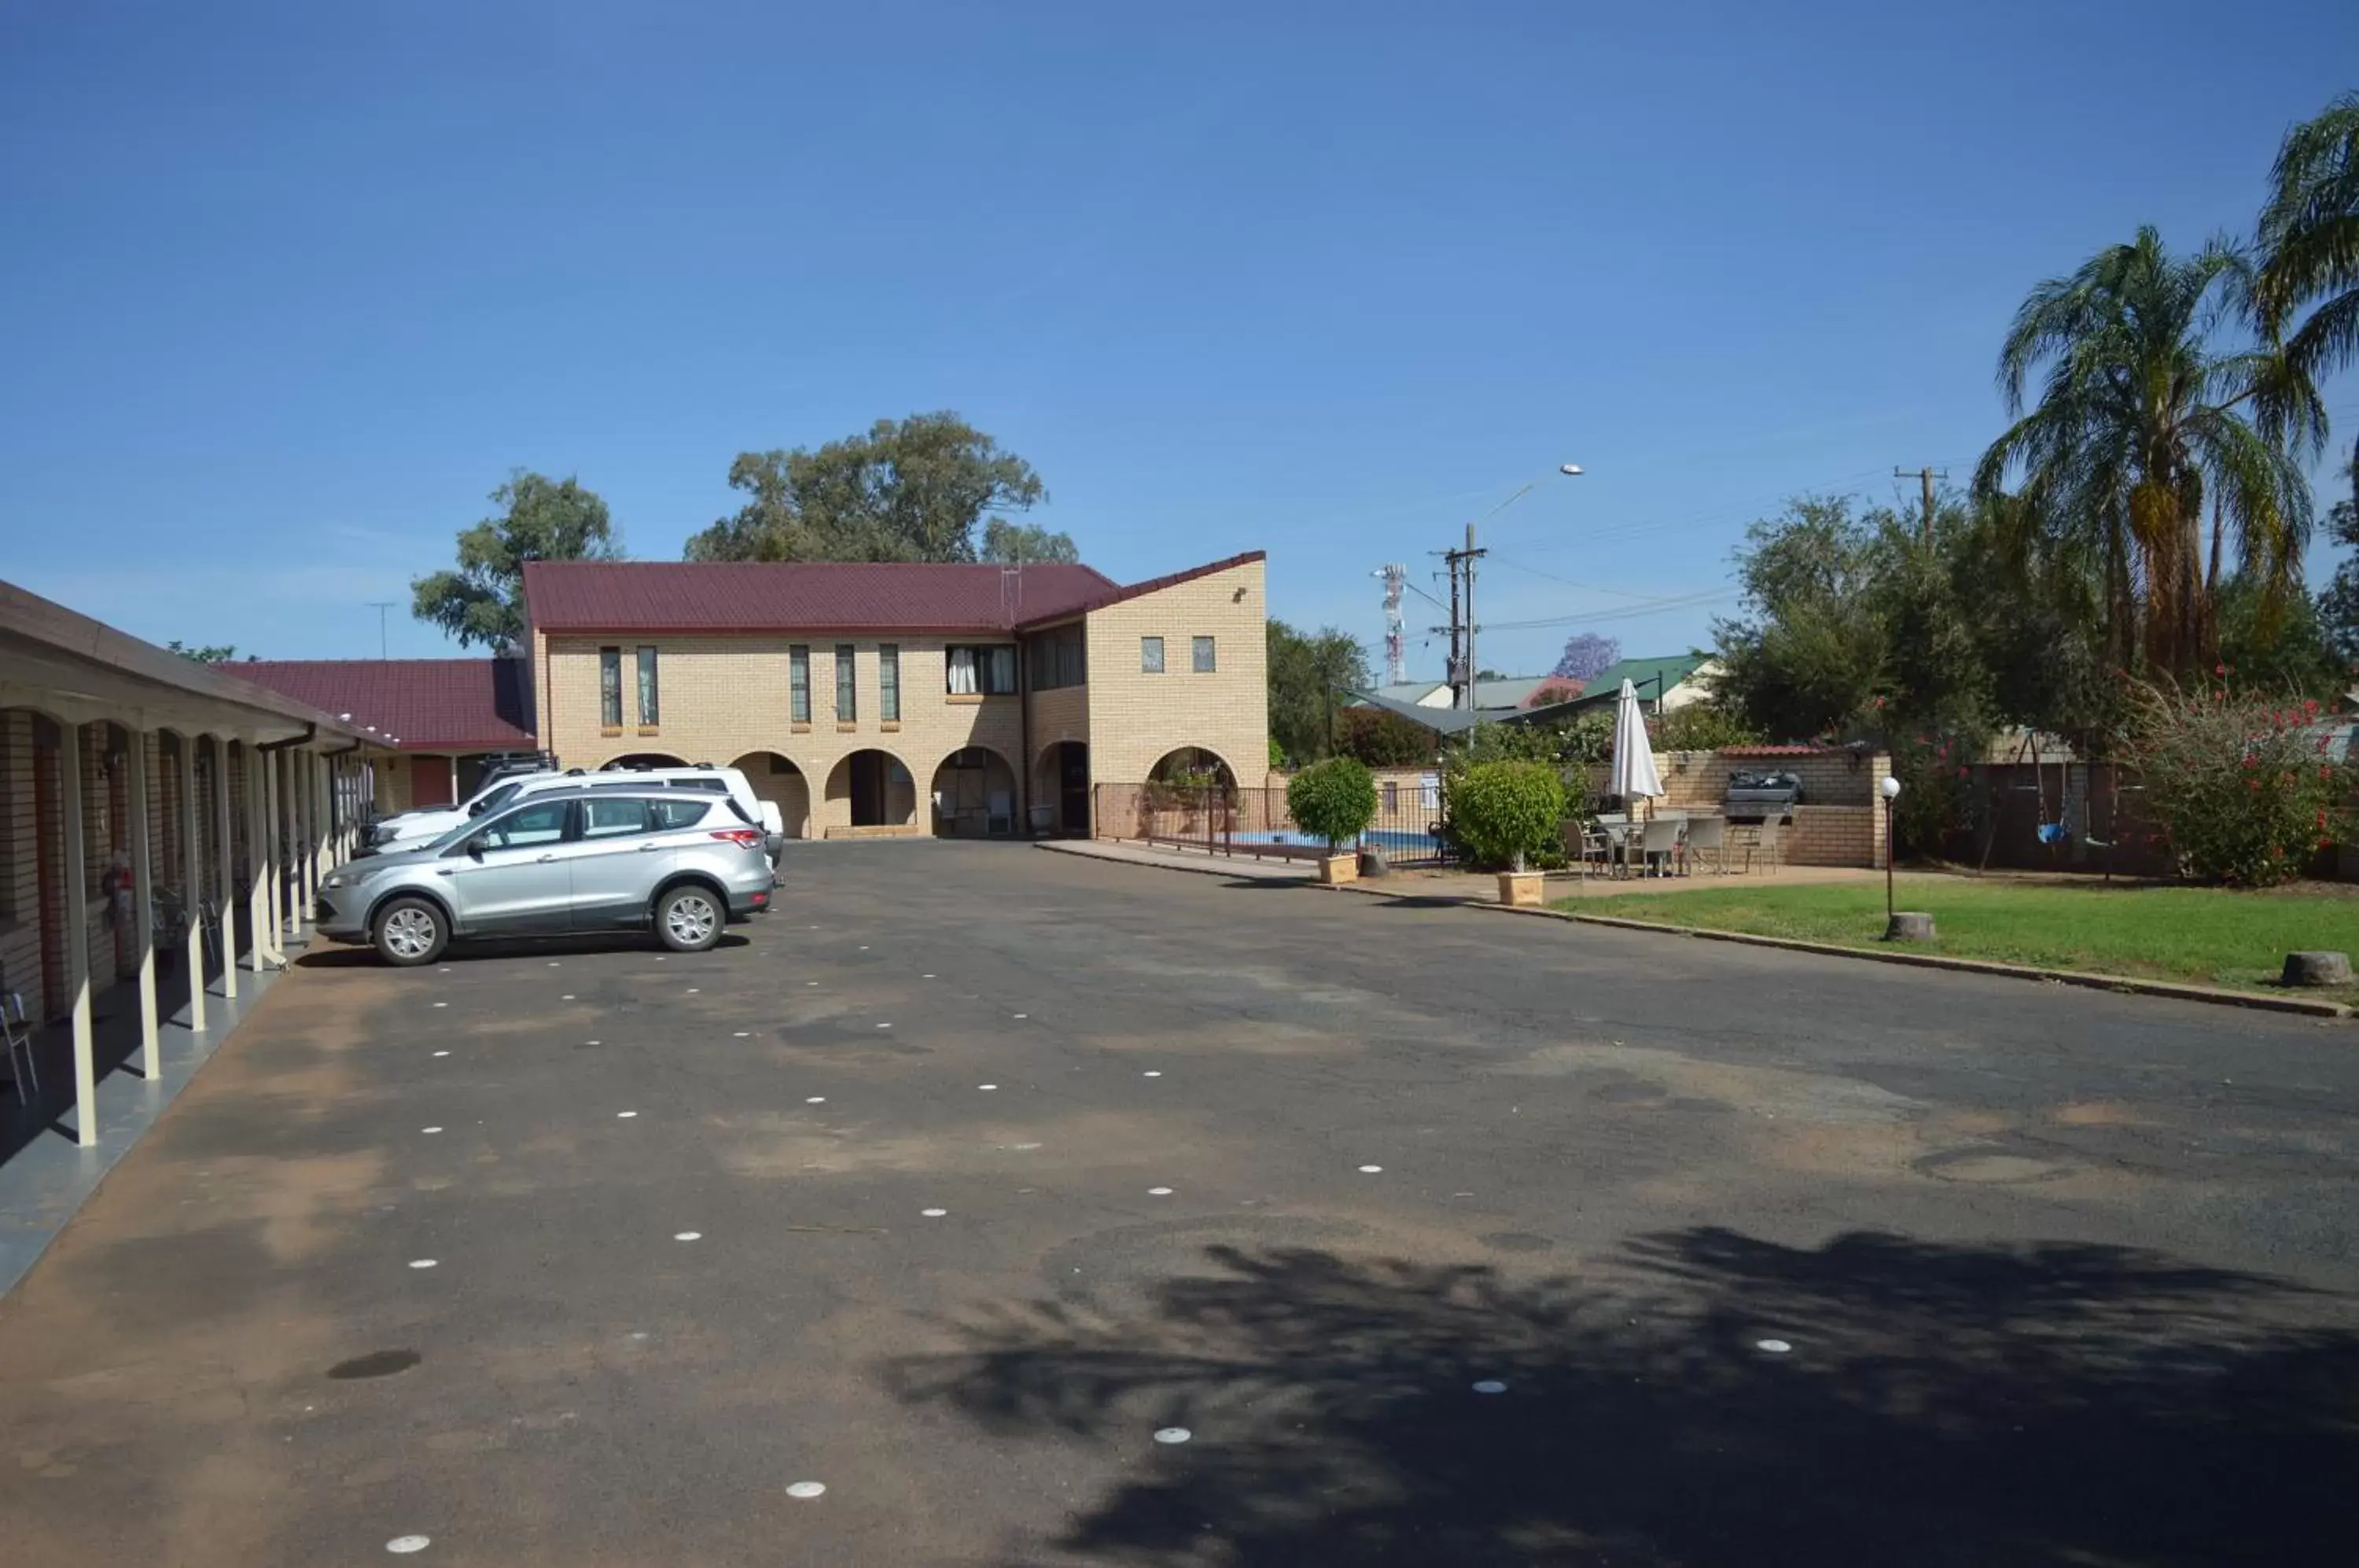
[879,644,900,721]
[600,647,622,728]
[1192,635,1216,672]
[836,644,857,722]
[1141,635,1165,673]
[789,646,810,723]
[635,646,660,726]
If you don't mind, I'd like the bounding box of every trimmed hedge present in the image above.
[1287,756,1379,851]
[1448,760,1567,870]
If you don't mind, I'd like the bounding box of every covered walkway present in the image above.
[1,579,385,1158]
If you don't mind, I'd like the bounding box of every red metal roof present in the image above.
[236,660,535,753]
[521,560,1123,635]
[1714,744,1834,756]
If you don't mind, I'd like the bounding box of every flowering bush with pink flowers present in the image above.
[2125,675,2353,885]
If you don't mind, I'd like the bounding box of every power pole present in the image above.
[1441,522,1488,711]
[366,602,396,659]
[1894,467,1948,543]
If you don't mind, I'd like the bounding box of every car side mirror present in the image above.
[464,835,487,859]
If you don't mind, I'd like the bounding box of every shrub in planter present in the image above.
[1286,756,1378,852]
[2125,677,2355,886]
[1448,760,1568,871]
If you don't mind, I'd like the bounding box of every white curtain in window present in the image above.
[948,646,979,695]
[985,646,1015,694]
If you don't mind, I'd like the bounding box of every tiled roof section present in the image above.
[1715,744,1834,756]
[522,560,1121,635]
[236,659,535,752]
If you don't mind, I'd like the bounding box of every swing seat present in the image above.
[2036,823,2071,845]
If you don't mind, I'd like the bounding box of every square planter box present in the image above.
[1318,852,1359,885]
[1497,870,1545,907]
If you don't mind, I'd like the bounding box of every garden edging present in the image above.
[1035,838,2353,1021]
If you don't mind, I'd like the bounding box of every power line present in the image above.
[1482,587,1738,634]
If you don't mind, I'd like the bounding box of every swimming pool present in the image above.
[1226,827,1448,856]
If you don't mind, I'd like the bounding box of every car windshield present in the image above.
[468,781,524,816]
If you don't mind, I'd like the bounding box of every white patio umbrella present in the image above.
[1609,679,1664,804]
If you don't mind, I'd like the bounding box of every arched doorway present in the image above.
[930,747,1018,837]
[1149,746,1238,791]
[601,751,689,771]
[824,749,917,833]
[731,751,810,839]
[1032,741,1089,836]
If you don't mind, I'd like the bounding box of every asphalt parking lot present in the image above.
[4,840,2357,1566]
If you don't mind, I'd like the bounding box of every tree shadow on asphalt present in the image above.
[891,1227,2359,1566]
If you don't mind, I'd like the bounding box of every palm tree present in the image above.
[1974,226,2313,675]
[2254,90,2359,512]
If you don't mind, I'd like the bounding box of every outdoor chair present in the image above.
[1740,819,1783,873]
[1683,814,1726,874]
[1566,820,1613,880]
[1639,819,1683,877]
[2,959,35,1106]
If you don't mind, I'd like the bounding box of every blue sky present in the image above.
[4,0,2354,679]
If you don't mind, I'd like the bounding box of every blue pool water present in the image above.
[1227,827,1446,855]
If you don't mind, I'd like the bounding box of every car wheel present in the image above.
[656,885,724,952]
[373,896,448,967]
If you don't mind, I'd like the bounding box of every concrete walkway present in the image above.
[0,948,297,1297]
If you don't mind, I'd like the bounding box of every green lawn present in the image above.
[1558,878,2359,992]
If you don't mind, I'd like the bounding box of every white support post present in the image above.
[128,728,158,1080]
[59,723,96,1147]
[304,752,322,908]
[245,745,268,973]
[182,738,206,1033]
[263,750,282,951]
[216,738,238,997]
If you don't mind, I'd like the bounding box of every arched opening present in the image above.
[1149,746,1238,791]
[731,751,810,839]
[930,747,1018,837]
[824,749,917,834]
[1135,745,1240,844]
[1031,741,1090,837]
[600,751,690,771]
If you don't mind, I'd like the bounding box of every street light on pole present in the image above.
[1454,462,1584,712]
[1879,774,1901,919]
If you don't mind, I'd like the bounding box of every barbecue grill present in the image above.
[1723,770,1802,823]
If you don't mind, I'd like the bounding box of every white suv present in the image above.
[369,765,781,857]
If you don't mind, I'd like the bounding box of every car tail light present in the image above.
[709,828,764,848]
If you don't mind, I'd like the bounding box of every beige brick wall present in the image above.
[1656,748,1888,867]
[1783,804,1879,867]
[1083,560,1271,790]
[541,633,1028,836]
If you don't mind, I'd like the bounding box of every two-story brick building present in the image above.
[518,550,1270,838]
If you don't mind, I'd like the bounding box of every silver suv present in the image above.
[315,788,774,966]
